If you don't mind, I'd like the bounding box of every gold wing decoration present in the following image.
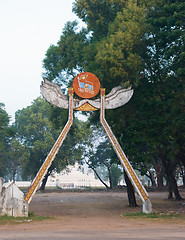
[40,79,133,111]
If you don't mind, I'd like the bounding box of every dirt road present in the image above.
[0,191,185,239]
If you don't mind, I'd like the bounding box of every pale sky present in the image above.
[0,0,81,122]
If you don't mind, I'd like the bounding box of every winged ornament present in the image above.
[41,79,133,111]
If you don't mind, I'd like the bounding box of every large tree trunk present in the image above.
[183,174,185,188]
[154,164,164,189]
[166,170,183,201]
[124,170,138,207]
[167,178,173,199]
[146,170,156,188]
[39,171,50,191]
[171,174,183,200]
[159,149,183,200]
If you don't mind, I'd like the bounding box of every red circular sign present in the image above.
[73,72,100,99]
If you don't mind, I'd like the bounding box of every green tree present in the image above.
[43,21,88,85]
[0,103,14,178]
[94,0,147,89]
[14,97,85,189]
[88,140,120,189]
[137,0,185,199]
[81,126,123,189]
[74,0,185,200]
[73,0,127,40]
[7,138,29,182]
[109,0,185,199]
[43,0,185,202]
[43,0,147,206]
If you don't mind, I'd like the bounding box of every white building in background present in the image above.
[47,163,109,188]
[14,163,109,188]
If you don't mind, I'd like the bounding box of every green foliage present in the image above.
[73,0,127,40]
[14,98,72,179]
[7,138,29,181]
[82,126,123,188]
[111,164,123,187]
[89,139,116,167]
[0,103,14,177]
[14,97,91,181]
[14,98,57,178]
[43,21,88,85]
[95,0,147,89]
[0,213,51,225]
[122,212,181,219]
[42,0,185,197]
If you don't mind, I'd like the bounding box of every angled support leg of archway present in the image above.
[25,88,74,204]
[100,88,152,213]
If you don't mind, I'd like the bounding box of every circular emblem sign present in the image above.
[73,72,100,99]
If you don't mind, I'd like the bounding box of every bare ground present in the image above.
[0,189,185,240]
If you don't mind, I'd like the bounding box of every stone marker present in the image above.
[0,177,28,217]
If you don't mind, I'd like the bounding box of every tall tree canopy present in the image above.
[73,0,127,40]
[43,21,89,85]
[43,0,185,200]
[14,97,87,189]
[0,103,15,178]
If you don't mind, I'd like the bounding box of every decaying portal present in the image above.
[25,72,152,213]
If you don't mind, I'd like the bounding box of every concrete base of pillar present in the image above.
[0,178,28,217]
[143,198,152,214]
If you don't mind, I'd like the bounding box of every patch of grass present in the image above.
[0,212,53,225]
[122,212,181,220]
[28,211,52,220]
